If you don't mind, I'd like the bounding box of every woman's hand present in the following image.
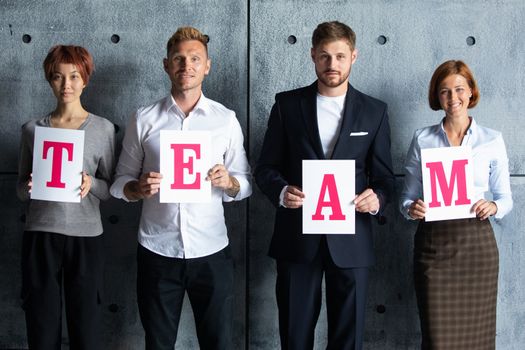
[472,199,497,220]
[80,171,92,198]
[408,199,427,220]
[26,173,33,194]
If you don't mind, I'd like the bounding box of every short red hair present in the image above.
[428,60,480,111]
[43,45,94,84]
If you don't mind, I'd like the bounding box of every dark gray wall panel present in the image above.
[1,0,524,349]
[249,1,525,349]
[249,0,525,175]
[0,175,26,348]
[0,0,247,349]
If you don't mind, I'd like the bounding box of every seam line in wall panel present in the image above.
[4,173,524,177]
[245,0,251,349]
[394,174,525,177]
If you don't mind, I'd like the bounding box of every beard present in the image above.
[316,68,351,88]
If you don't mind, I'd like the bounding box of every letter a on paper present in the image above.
[311,174,346,221]
[302,160,355,234]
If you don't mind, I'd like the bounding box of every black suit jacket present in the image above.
[255,82,395,268]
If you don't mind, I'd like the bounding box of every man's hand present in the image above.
[124,172,163,200]
[206,164,240,197]
[354,188,380,213]
[283,185,305,209]
[408,199,426,220]
[472,199,497,221]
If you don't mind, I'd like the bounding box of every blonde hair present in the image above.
[167,27,208,56]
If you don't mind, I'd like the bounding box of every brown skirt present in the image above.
[414,218,499,350]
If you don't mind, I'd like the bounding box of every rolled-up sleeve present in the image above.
[222,113,252,202]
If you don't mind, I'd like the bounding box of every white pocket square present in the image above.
[349,131,368,136]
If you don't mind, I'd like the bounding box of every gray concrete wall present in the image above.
[1,0,524,349]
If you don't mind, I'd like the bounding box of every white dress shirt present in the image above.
[110,94,252,258]
[399,118,513,220]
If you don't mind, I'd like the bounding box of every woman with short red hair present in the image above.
[17,45,115,349]
[400,60,513,349]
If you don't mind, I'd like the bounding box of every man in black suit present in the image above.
[255,21,395,350]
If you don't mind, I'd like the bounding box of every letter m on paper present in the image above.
[426,159,471,208]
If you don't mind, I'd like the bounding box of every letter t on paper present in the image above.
[31,126,84,203]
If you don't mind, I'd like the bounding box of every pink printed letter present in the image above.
[42,141,74,188]
[311,174,346,221]
[426,159,471,208]
[171,144,201,189]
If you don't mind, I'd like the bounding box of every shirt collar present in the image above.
[438,116,477,136]
[163,93,211,116]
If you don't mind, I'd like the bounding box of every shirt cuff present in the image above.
[110,175,139,202]
[401,200,415,220]
[279,185,288,208]
[222,175,252,202]
[493,198,512,219]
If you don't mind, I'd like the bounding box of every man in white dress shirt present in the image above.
[110,27,251,350]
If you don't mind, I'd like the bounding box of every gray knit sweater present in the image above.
[17,114,116,236]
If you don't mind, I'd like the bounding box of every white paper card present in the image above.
[31,126,84,203]
[302,160,355,234]
[159,130,212,203]
[421,146,476,221]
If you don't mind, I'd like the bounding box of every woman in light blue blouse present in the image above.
[399,60,512,349]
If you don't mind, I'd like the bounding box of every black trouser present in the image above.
[21,231,104,350]
[137,244,234,350]
[276,237,369,350]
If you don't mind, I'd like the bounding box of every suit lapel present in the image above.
[331,84,361,159]
[300,82,325,159]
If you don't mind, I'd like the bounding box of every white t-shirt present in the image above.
[316,93,346,158]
